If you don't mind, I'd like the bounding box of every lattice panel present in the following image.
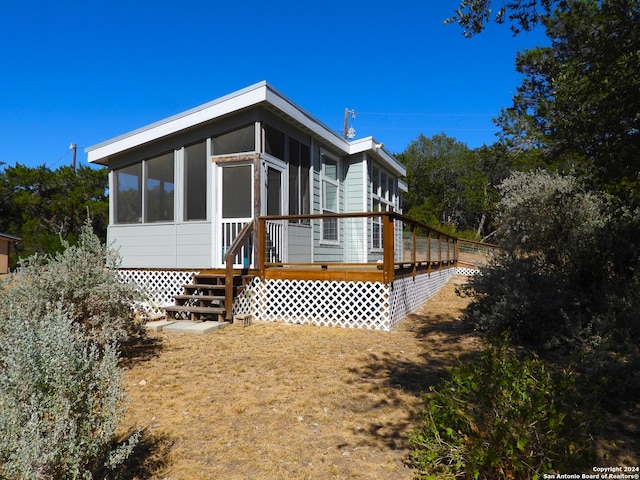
[456,266,481,276]
[389,268,456,328]
[247,278,392,330]
[118,269,199,315]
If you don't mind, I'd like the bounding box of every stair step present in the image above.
[192,274,246,285]
[165,274,254,323]
[183,284,227,292]
[174,294,224,302]
[164,305,226,314]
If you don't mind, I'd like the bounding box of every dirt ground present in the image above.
[119,276,639,479]
[119,276,480,479]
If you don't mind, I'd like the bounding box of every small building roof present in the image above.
[85,81,405,177]
[0,233,21,242]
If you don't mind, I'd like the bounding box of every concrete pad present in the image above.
[186,321,229,334]
[145,319,176,332]
[163,320,228,334]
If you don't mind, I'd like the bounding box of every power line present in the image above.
[356,111,495,117]
[49,148,72,168]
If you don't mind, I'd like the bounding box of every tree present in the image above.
[447,0,557,36]
[496,0,640,199]
[398,133,498,238]
[0,164,108,264]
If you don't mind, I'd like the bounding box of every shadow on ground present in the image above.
[120,429,174,480]
[119,335,164,369]
[346,309,483,453]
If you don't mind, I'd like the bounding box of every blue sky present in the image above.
[0,0,548,170]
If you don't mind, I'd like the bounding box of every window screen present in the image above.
[222,165,252,218]
[115,163,142,223]
[145,152,174,222]
[212,124,255,155]
[184,141,207,220]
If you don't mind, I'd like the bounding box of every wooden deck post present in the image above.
[383,213,395,283]
[454,238,459,267]
[258,218,266,277]
[411,224,417,278]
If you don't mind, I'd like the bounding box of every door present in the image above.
[217,163,253,268]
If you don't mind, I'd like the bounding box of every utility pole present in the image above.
[343,108,356,139]
[69,143,77,171]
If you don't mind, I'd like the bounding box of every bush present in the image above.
[410,345,595,479]
[1,220,143,344]
[0,303,139,479]
[0,221,141,478]
[462,169,617,350]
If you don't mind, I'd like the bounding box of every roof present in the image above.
[85,81,405,176]
[0,233,21,242]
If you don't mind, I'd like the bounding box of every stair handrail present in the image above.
[224,221,254,321]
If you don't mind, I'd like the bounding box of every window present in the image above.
[288,138,310,216]
[371,163,395,249]
[114,163,141,223]
[145,152,174,222]
[212,124,255,155]
[264,124,285,160]
[184,141,207,220]
[372,200,383,250]
[114,153,176,224]
[321,152,339,242]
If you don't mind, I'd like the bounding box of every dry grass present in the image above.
[119,276,482,479]
[119,275,640,479]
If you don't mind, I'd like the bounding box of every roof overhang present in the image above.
[85,81,407,179]
[349,137,406,177]
[0,233,21,242]
[85,81,352,165]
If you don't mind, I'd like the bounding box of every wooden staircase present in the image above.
[163,273,251,322]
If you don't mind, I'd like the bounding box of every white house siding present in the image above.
[108,222,212,269]
[286,223,312,263]
[176,222,213,268]
[343,156,366,262]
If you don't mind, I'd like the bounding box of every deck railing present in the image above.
[256,212,459,283]
[457,238,499,270]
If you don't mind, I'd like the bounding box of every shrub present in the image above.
[462,169,617,350]
[0,221,142,478]
[0,302,139,479]
[410,345,595,479]
[1,220,143,344]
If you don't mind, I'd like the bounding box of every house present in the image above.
[0,233,20,276]
[86,81,460,330]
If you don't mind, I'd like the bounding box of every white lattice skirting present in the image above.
[117,269,199,316]
[456,266,481,276]
[233,267,457,331]
[118,266,467,328]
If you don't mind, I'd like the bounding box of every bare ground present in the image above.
[119,276,639,479]
[119,276,481,479]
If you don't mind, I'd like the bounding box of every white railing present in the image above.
[264,220,286,263]
[221,219,253,267]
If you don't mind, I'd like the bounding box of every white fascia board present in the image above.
[349,137,406,177]
[86,82,270,164]
[398,178,409,193]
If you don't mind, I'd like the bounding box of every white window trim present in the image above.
[371,163,396,251]
[320,149,340,244]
